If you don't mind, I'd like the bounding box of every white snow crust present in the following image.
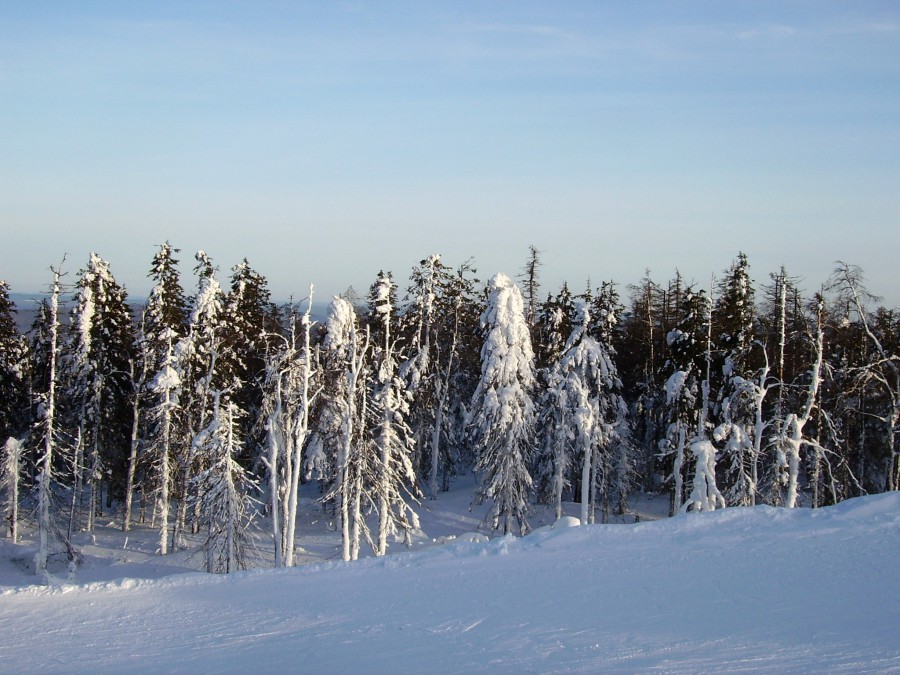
[1,489,898,673]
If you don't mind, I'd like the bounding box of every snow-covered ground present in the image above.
[1,483,898,673]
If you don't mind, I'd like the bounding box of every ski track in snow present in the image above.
[1,489,898,673]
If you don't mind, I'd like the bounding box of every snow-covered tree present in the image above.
[221,258,278,459]
[682,435,726,513]
[400,255,480,498]
[0,283,28,543]
[713,253,760,506]
[2,437,23,542]
[368,272,420,556]
[143,243,188,359]
[538,301,635,524]
[469,273,536,535]
[33,265,78,575]
[0,281,29,443]
[714,343,770,507]
[680,285,726,514]
[828,263,899,493]
[171,251,225,549]
[312,296,370,561]
[659,288,709,515]
[260,289,316,567]
[125,243,187,531]
[148,327,181,554]
[534,283,574,370]
[775,294,827,508]
[399,255,441,488]
[192,390,258,573]
[65,253,135,531]
[623,271,665,487]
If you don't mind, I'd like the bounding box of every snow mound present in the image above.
[552,515,581,528]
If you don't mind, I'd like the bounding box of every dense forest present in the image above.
[1,244,897,574]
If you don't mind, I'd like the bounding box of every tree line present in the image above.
[0,245,897,575]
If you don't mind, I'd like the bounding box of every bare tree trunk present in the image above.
[124,352,147,532]
[35,268,61,575]
[284,289,315,567]
[67,427,83,542]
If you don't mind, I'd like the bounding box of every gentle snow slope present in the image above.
[2,494,899,673]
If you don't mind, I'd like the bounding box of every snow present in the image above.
[1,485,898,672]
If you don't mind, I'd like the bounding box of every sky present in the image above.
[2,1,898,306]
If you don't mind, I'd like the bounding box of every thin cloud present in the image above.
[737,24,797,40]
[736,20,899,41]
[457,22,578,41]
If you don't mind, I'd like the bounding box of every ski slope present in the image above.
[2,493,899,673]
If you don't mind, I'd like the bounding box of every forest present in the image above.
[0,244,897,575]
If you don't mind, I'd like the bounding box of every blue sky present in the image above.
[2,1,898,305]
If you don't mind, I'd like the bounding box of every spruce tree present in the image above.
[368,272,420,556]
[713,253,759,505]
[400,255,480,497]
[171,251,225,549]
[65,253,135,530]
[124,242,187,532]
[222,258,278,464]
[538,301,635,524]
[827,263,899,493]
[533,283,574,370]
[313,296,370,561]
[0,281,29,442]
[192,390,258,573]
[469,273,536,535]
[658,287,709,515]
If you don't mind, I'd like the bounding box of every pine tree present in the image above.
[587,283,637,520]
[365,270,398,349]
[469,273,536,535]
[435,260,483,486]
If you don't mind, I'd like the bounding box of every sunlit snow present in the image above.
[1,485,898,673]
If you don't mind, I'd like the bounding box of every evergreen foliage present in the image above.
[4,243,899,576]
[469,273,536,535]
